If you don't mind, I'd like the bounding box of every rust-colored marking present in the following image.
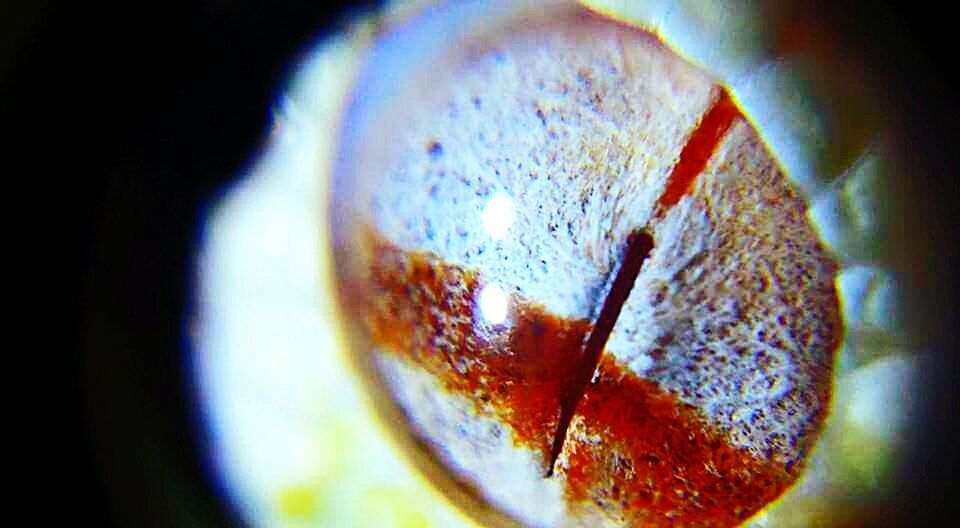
[658,90,741,210]
[360,227,592,460]
[562,356,789,527]
[547,229,654,476]
[350,228,794,526]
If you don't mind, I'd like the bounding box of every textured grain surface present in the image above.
[336,8,841,527]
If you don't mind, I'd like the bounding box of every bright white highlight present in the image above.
[478,283,509,325]
[480,192,515,240]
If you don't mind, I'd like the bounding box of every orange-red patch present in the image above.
[350,229,793,526]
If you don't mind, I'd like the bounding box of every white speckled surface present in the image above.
[336,6,842,525]
[193,1,922,527]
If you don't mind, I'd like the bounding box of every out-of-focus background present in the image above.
[12,0,954,525]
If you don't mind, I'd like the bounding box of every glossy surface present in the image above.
[332,6,842,525]
[192,1,926,527]
[348,228,795,525]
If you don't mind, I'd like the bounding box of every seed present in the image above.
[332,4,841,527]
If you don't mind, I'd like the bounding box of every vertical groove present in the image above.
[546,229,654,476]
[658,89,741,211]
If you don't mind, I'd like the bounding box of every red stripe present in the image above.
[658,90,741,210]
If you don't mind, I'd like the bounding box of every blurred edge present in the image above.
[816,2,960,526]
[0,0,947,525]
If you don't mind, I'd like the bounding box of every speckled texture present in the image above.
[366,12,716,319]
[336,8,841,528]
[376,354,568,528]
[606,120,840,471]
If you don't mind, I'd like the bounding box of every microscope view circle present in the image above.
[332,6,842,527]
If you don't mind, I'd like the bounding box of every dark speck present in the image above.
[427,140,443,159]
[535,107,547,127]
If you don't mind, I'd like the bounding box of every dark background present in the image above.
[3,0,956,525]
[6,0,382,525]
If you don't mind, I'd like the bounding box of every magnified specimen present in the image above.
[331,4,840,527]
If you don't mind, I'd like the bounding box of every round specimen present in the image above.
[332,6,841,528]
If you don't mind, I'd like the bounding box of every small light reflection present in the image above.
[477,283,509,325]
[480,191,514,240]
